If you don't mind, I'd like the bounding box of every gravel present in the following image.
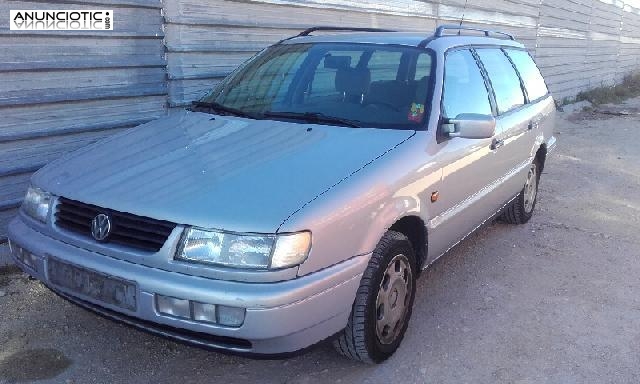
[1,98,639,384]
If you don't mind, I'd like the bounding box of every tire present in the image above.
[333,230,417,363]
[500,159,541,224]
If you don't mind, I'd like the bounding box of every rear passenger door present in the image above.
[474,48,534,203]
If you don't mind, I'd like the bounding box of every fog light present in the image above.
[216,305,246,327]
[192,302,217,323]
[156,295,190,318]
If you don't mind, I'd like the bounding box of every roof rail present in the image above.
[297,26,396,37]
[276,26,397,44]
[435,25,515,40]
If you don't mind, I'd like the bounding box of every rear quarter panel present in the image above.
[532,95,556,157]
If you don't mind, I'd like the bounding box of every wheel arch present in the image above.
[535,143,547,173]
[388,215,428,271]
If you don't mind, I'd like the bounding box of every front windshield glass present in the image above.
[200,43,435,129]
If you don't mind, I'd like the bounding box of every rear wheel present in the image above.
[333,231,417,363]
[500,159,540,224]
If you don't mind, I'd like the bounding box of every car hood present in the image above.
[33,110,415,232]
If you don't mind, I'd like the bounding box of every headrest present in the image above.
[335,67,371,96]
[324,55,352,70]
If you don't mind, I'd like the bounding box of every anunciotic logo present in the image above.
[10,10,113,30]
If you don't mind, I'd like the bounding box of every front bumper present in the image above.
[8,216,368,354]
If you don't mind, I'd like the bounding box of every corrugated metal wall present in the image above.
[535,0,640,101]
[1,0,639,240]
[0,0,166,240]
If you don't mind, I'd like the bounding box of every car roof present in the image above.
[282,31,525,52]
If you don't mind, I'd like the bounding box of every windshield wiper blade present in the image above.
[263,111,361,128]
[191,101,258,119]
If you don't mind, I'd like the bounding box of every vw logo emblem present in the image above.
[91,213,111,241]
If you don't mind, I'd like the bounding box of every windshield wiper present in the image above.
[191,101,259,119]
[263,111,361,128]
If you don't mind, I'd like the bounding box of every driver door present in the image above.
[426,48,504,262]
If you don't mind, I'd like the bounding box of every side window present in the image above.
[505,49,548,101]
[442,49,492,119]
[414,53,433,103]
[476,49,525,114]
[415,54,432,79]
[368,50,403,81]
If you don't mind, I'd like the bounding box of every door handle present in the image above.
[491,138,504,150]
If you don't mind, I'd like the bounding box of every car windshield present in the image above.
[198,42,435,129]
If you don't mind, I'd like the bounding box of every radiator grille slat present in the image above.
[55,197,176,252]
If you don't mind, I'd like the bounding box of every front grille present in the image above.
[55,197,176,252]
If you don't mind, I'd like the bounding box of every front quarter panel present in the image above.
[278,132,442,276]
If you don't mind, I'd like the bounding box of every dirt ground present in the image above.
[1,99,639,384]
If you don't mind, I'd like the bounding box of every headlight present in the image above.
[176,228,311,270]
[21,187,52,223]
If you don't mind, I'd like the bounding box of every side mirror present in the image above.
[442,113,496,139]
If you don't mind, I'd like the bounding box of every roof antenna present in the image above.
[458,0,469,35]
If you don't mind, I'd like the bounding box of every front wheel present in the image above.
[500,160,540,224]
[333,231,417,363]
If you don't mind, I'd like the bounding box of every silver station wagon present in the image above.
[9,25,555,363]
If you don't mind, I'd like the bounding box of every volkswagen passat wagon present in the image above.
[8,25,556,363]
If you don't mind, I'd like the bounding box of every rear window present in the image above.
[368,50,404,81]
[476,48,525,114]
[505,49,549,101]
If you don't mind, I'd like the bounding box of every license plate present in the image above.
[47,257,137,311]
